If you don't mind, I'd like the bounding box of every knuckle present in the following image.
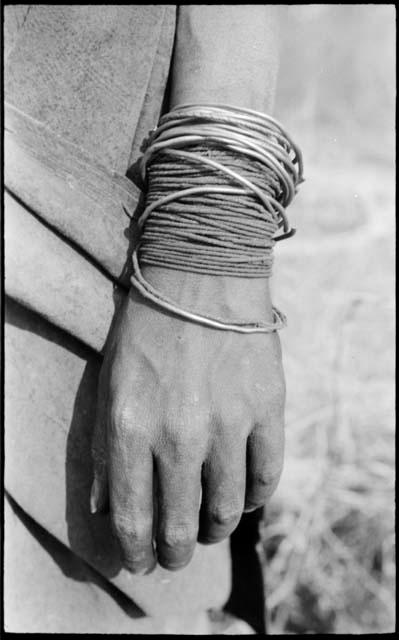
[258,466,283,486]
[250,466,283,501]
[209,505,242,529]
[163,425,202,462]
[255,468,282,492]
[112,513,149,545]
[160,523,197,550]
[111,405,133,433]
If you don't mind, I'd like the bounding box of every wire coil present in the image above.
[130,104,304,332]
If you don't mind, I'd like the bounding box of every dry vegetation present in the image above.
[261,5,395,634]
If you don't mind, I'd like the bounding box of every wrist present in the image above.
[141,264,274,325]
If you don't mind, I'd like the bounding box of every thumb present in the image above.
[90,456,109,514]
[90,373,110,514]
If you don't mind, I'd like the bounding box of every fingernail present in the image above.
[123,560,154,576]
[243,504,259,513]
[145,561,157,575]
[90,478,99,514]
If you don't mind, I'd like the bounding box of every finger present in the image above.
[155,441,202,571]
[109,413,155,574]
[244,419,284,512]
[198,433,246,544]
[91,368,110,514]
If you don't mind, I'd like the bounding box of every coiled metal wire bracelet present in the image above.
[130,104,304,333]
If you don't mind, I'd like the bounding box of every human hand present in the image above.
[91,266,285,574]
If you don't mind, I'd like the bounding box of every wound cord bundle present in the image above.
[130,104,304,332]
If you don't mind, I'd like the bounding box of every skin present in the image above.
[91,6,285,574]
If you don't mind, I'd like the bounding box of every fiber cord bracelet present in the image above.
[138,150,280,277]
[130,104,304,333]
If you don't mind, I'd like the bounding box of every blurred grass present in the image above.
[261,5,395,634]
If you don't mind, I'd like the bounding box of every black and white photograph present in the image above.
[3,4,395,634]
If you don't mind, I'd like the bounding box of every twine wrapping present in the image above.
[130,104,304,332]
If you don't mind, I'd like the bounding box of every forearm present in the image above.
[143,6,280,320]
[169,5,280,112]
